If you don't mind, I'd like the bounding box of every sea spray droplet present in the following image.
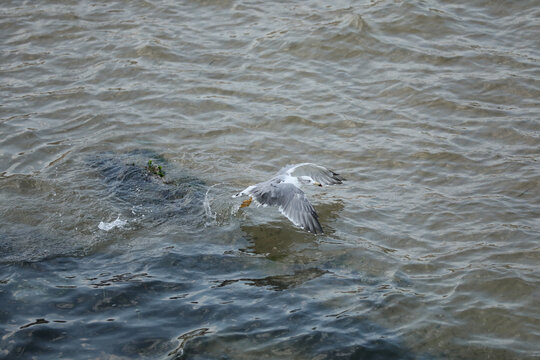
[98,217,127,231]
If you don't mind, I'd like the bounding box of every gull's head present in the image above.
[298,176,322,187]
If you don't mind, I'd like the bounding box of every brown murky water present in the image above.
[1,1,539,359]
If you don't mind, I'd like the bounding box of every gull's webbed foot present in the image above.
[240,197,253,208]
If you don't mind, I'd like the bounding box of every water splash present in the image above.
[203,183,220,226]
[203,183,241,227]
[98,216,128,231]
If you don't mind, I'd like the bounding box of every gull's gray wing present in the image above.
[244,180,323,234]
[280,163,345,185]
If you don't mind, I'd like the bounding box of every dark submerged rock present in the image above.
[88,150,207,227]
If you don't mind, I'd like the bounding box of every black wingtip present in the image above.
[306,217,324,235]
[331,171,345,183]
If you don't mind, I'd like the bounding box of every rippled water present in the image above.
[1,0,539,359]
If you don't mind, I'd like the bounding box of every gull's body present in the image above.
[233,163,344,234]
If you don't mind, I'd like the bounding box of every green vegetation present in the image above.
[147,159,165,178]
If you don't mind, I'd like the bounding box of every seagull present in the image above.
[233,163,345,234]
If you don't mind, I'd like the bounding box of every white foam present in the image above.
[98,216,128,231]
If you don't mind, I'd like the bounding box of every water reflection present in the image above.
[241,222,315,260]
[240,200,345,259]
[213,268,328,291]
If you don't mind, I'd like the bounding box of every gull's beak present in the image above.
[313,181,322,187]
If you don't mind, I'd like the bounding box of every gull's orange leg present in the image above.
[240,197,253,208]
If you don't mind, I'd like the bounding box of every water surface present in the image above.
[1,0,539,359]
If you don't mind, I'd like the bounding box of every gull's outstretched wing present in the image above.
[243,180,323,234]
[280,163,345,185]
